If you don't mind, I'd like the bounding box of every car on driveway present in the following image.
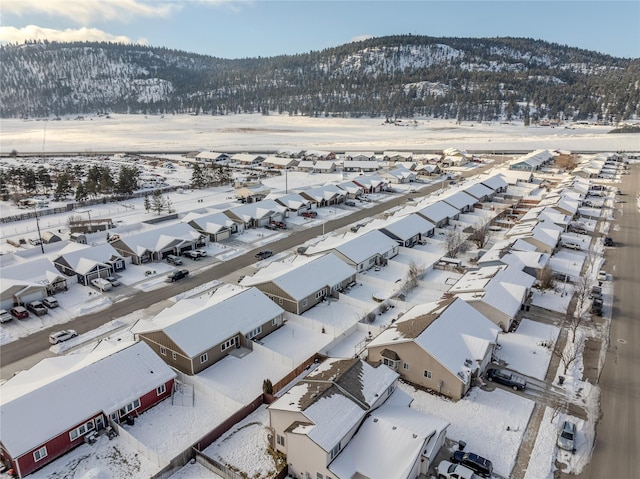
[49,329,78,344]
[344,200,357,207]
[557,420,577,453]
[193,249,207,257]
[485,368,527,391]
[27,301,48,316]
[301,211,317,218]
[255,250,273,260]
[597,270,607,282]
[183,250,200,260]
[42,296,59,308]
[91,278,112,292]
[450,452,493,478]
[10,306,29,319]
[105,276,121,287]
[271,221,286,229]
[166,254,183,265]
[603,237,614,247]
[0,309,13,323]
[561,241,582,250]
[591,298,603,315]
[165,269,189,282]
[436,460,476,479]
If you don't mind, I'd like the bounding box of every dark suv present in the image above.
[450,451,493,478]
[165,269,189,283]
[485,368,527,391]
[255,250,273,260]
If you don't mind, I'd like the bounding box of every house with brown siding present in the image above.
[0,341,175,478]
[240,254,356,315]
[366,298,499,400]
[134,286,285,375]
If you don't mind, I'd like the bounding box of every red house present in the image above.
[0,341,176,478]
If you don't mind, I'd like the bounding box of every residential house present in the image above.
[240,254,356,314]
[296,160,316,172]
[378,214,435,247]
[413,201,460,228]
[134,286,285,375]
[224,199,287,229]
[299,185,346,207]
[463,183,495,203]
[367,297,499,400]
[304,150,336,161]
[480,174,509,194]
[230,153,265,166]
[183,211,238,242]
[441,191,478,214]
[110,223,205,265]
[312,161,338,173]
[0,278,47,311]
[352,175,388,194]
[305,230,399,272]
[345,151,377,161]
[52,243,125,285]
[506,219,562,254]
[498,169,535,185]
[273,193,313,214]
[415,163,441,177]
[508,149,554,171]
[380,166,416,184]
[335,181,365,199]
[383,151,414,163]
[1,257,68,302]
[261,156,299,169]
[342,161,380,172]
[449,264,535,331]
[194,151,230,164]
[268,357,450,479]
[235,184,271,203]
[0,341,175,478]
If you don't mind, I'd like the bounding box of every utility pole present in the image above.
[33,206,44,254]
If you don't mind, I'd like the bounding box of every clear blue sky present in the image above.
[1,1,639,59]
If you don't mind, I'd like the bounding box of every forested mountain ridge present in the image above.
[1,35,638,122]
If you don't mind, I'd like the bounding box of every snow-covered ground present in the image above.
[0,115,627,479]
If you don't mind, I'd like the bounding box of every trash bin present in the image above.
[558,376,565,385]
[458,440,467,451]
[126,416,135,426]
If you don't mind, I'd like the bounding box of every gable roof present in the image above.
[480,174,509,191]
[307,230,397,265]
[1,257,67,286]
[380,214,435,240]
[241,254,355,300]
[463,183,494,200]
[0,341,175,458]
[440,190,477,211]
[114,223,202,255]
[54,243,123,270]
[415,201,459,223]
[183,211,236,234]
[225,199,286,222]
[135,287,283,357]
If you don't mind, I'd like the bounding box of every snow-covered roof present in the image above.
[54,243,123,269]
[300,185,345,202]
[328,230,398,264]
[416,201,459,223]
[352,175,386,188]
[240,254,355,300]
[261,155,298,167]
[0,341,176,458]
[509,149,554,168]
[183,211,236,233]
[136,287,283,357]
[329,402,449,479]
[440,190,478,211]
[225,199,286,222]
[480,174,509,191]
[336,181,364,195]
[114,222,202,254]
[1,257,66,286]
[269,358,398,451]
[380,214,435,240]
[463,182,494,200]
[273,193,312,210]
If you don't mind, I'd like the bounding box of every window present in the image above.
[160,347,166,356]
[382,357,397,370]
[221,337,237,352]
[403,362,409,370]
[33,446,47,462]
[302,299,308,307]
[315,288,326,299]
[368,258,375,265]
[247,326,262,339]
[271,317,278,326]
[276,434,285,446]
[330,442,341,459]
[200,352,208,364]
[172,352,177,360]
[157,384,167,396]
[69,420,95,441]
[278,298,283,305]
[317,474,324,479]
[423,370,432,379]
[119,398,141,416]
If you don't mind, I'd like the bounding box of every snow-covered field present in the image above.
[0,114,627,479]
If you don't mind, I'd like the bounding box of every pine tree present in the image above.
[144,194,151,213]
[191,163,207,189]
[151,190,164,215]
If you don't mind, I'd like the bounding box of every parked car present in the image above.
[436,460,476,479]
[561,241,582,250]
[344,200,357,207]
[604,237,614,247]
[42,296,59,308]
[49,329,78,344]
[597,270,607,282]
[350,223,366,233]
[165,269,189,282]
[193,249,207,257]
[265,223,278,230]
[485,368,527,391]
[450,452,493,478]
[591,298,603,315]
[0,309,13,323]
[255,250,273,260]
[10,306,29,319]
[105,276,121,287]
[589,286,602,301]
[359,196,372,202]
[183,250,200,260]
[301,211,317,218]
[90,278,113,292]
[166,254,183,265]
[28,237,42,246]
[272,221,286,229]
[27,301,48,316]
[557,420,577,453]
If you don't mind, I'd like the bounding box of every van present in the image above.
[90,278,113,292]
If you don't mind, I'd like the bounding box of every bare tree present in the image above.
[537,265,556,290]
[468,219,493,248]
[401,261,421,294]
[444,229,469,258]
[555,342,579,375]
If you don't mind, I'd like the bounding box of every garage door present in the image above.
[215,230,231,241]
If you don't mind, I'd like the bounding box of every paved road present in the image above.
[0,159,506,377]
[576,165,638,478]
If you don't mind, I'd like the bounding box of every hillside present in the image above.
[1,35,638,122]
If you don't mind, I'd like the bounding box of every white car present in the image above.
[597,270,607,282]
[105,276,121,287]
[436,460,477,479]
[49,329,78,344]
[0,309,12,323]
[90,278,113,291]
